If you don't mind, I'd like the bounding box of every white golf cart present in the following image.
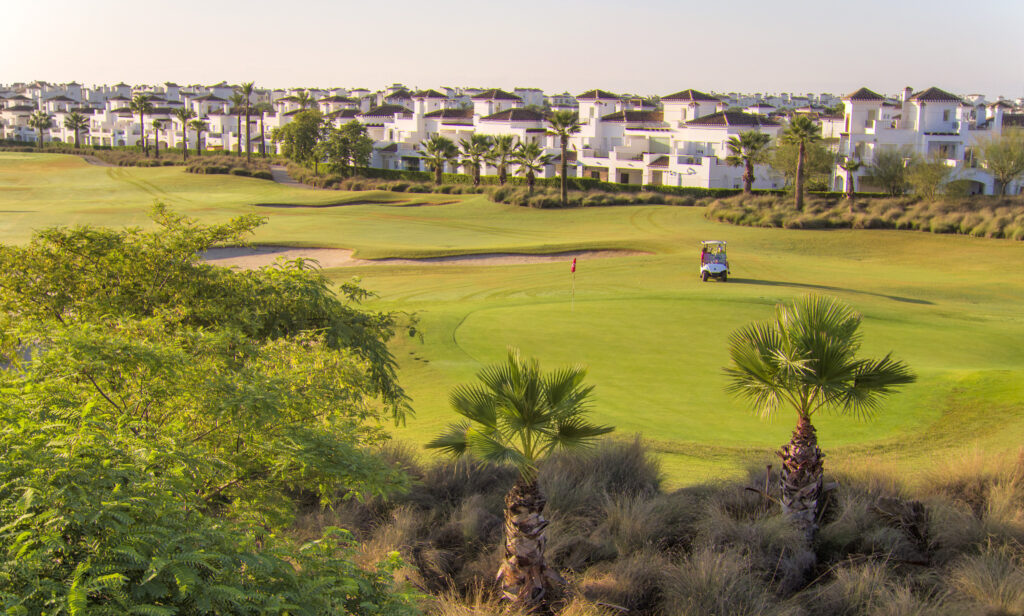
[700,240,729,282]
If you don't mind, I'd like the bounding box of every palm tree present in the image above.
[487,134,518,185]
[459,134,493,187]
[726,130,772,194]
[837,155,863,210]
[239,82,255,162]
[421,135,460,185]
[547,110,581,206]
[229,92,245,156]
[174,107,196,161]
[152,119,163,159]
[63,111,89,149]
[129,94,154,155]
[427,349,613,607]
[295,90,314,110]
[28,111,52,149]
[725,295,915,547]
[513,142,554,194]
[780,116,821,211]
[188,119,208,157]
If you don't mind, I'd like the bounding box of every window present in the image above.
[943,110,951,122]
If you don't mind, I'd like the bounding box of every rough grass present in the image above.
[707,193,1024,240]
[293,440,1024,616]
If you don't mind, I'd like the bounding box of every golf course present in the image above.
[4,152,1023,485]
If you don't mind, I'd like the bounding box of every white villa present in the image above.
[2,79,1022,194]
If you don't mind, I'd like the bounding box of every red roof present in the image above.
[600,110,664,123]
[662,89,719,102]
[481,108,546,122]
[470,88,522,101]
[910,87,961,103]
[577,89,618,100]
[685,112,779,127]
[844,87,886,101]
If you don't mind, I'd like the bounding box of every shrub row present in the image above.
[186,155,273,179]
[707,193,1024,240]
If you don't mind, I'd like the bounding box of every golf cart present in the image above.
[700,240,729,282]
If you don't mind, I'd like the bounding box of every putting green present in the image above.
[4,153,1023,486]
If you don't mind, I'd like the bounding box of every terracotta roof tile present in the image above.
[470,88,522,101]
[481,108,546,122]
[662,89,719,102]
[910,87,962,103]
[685,111,779,127]
[576,89,618,100]
[361,104,412,118]
[600,110,664,123]
[844,87,886,101]
[424,108,474,119]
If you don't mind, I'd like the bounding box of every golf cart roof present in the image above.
[701,240,727,246]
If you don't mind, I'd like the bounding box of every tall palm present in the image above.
[188,119,208,157]
[427,349,613,607]
[151,119,163,159]
[129,94,153,155]
[229,92,245,156]
[295,90,313,110]
[239,82,255,162]
[487,134,518,185]
[838,155,863,207]
[173,107,196,161]
[28,111,52,149]
[63,111,89,149]
[726,130,771,194]
[513,142,554,194]
[547,110,581,206]
[725,295,915,547]
[780,116,821,211]
[459,134,493,187]
[421,135,460,185]
[255,102,272,158]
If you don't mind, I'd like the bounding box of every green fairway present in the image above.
[4,153,1024,486]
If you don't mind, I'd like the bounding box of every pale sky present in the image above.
[4,0,1023,99]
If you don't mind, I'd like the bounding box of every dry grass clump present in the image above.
[186,155,272,178]
[707,193,1024,239]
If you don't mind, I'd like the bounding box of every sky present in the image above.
[4,0,1023,99]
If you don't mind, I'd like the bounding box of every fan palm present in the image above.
[725,295,915,546]
[837,155,863,206]
[513,142,554,194]
[427,349,613,607]
[780,116,821,211]
[63,111,89,149]
[421,135,459,185]
[487,134,518,185]
[295,90,314,110]
[547,110,581,206]
[129,94,153,155]
[174,107,196,161]
[239,82,255,162]
[459,134,493,187]
[726,130,771,194]
[229,92,245,156]
[29,111,52,149]
[151,119,163,158]
[188,119,208,157]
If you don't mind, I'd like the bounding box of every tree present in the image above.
[862,148,912,196]
[459,134,493,187]
[837,155,863,202]
[28,111,52,149]
[295,90,314,110]
[239,81,255,162]
[421,135,460,185]
[770,140,833,191]
[272,109,325,168]
[129,94,153,156]
[173,107,196,161]
[322,120,375,176]
[726,130,772,194]
[548,110,581,206]
[188,118,208,157]
[230,92,246,156]
[487,134,518,185]
[426,350,613,607]
[725,295,915,547]
[780,116,821,210]
[64,111,89,149]
[513,142,554,194]
[906,154,952,200]
[977,130,1024,195]
[151,119,163,158]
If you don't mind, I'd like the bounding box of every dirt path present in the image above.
[270,164,321,189]
[203,246,647,270]
[80,155,114,167]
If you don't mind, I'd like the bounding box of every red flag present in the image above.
[570,257,576,273]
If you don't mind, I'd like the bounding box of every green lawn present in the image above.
[4,153,1024,486]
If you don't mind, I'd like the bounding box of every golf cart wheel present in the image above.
[701,271,709,282]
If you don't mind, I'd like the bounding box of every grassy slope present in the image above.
[4,153,1023,486]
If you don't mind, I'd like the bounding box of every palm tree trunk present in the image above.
[528,172,535,194]
[74,129,80,149]
[259,113,266,157]
[140,112,146,156]
[777,415,824,545]
[37,129,43,149]
[473,162,480,187]
[743,158,754,194]
[560,136,568,207]
[182,126,188,162]
[499,164,507,186]
[794,142,806,211]
[497,478,560,607]
[245,104,251,163]
[154,130,159,158]
[434,165,442,186]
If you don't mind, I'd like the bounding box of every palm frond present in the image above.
[424,421,471,456]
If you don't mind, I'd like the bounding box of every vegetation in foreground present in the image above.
[707,193,1024,239]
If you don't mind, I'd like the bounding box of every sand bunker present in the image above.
[202,246,646,270]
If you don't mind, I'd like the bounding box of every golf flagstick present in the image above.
[570,257,576,311]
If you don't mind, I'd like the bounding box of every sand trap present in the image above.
[203,246,646,270]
